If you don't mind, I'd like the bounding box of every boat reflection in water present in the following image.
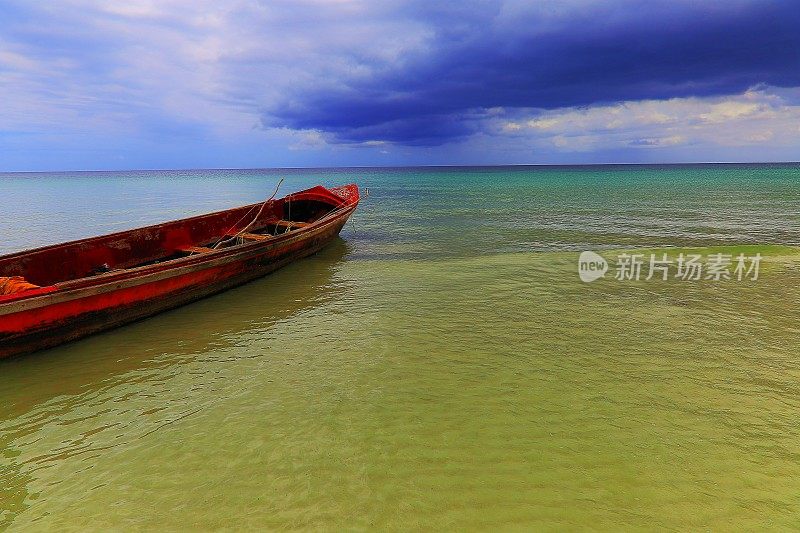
[0,237,352,417]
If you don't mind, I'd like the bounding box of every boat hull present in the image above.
[0,190,356,360]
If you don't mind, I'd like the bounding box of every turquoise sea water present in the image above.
[1,164,800,530]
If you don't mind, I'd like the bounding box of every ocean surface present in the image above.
[1,164,800,530]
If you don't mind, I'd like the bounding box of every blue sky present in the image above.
[1,0,799,170]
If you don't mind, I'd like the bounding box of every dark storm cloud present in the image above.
[263,0,800,145]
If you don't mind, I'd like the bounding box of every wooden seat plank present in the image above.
[237,232,273,241]
[272,220,310,229]
[178,245,215,254]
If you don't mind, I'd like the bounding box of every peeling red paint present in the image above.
[0,184,359,359]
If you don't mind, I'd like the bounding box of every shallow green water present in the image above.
[1,165,800,530]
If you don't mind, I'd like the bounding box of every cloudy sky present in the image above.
[1,0,799,170]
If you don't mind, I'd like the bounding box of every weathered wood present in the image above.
[273,220,310,229]
[0,184,359,359]
[235,232,273,241]
[178,246,216,254]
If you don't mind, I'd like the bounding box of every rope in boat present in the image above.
[211,178,285,250]
[196,182,355,254]
[284,196,291,234]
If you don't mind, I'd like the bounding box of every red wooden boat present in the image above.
[0,183,359,359]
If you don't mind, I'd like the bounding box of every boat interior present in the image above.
[0,187,347,291]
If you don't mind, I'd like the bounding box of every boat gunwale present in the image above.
[0,201,263,263]
[58,201,357,286]
[0,185,358,311]
[0,184,353,262]
[0,204,357,315]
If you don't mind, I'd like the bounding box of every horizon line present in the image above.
[2,160,800,174]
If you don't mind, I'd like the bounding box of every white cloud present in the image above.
[0,0,432,140]
[526,118,559,130]
[747,131,774,142]
[287,129,328,150]
[699,101,769,123]
[629,135,686,147]
[488,88,800,152]
[502,122,522,132]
